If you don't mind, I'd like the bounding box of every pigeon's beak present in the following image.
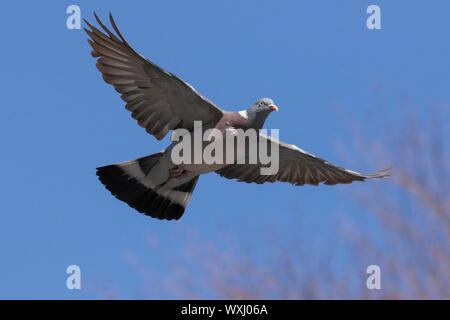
[269,105,278,112]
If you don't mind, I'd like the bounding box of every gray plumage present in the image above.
[85,13,391,221]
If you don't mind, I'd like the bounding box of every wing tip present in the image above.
[364,166,393,179]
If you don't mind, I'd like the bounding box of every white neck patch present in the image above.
[238,110,248,120]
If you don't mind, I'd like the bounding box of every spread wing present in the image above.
[216,134,391,185]
[84,13,224,140]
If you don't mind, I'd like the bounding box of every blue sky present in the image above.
[0,1,448,299]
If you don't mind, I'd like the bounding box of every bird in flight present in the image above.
[84,13,391,221]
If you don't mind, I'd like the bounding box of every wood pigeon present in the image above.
[84,13,391,221]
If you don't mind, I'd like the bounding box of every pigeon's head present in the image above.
[251,98,278,112]
[245,98,278,128]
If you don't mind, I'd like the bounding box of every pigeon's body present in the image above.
[155,110,258,176]
[217,111,253,131]
[85,14,391,221]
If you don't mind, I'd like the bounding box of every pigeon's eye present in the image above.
[259,102,264,107]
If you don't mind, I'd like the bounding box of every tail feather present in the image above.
[96,153,199,220]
